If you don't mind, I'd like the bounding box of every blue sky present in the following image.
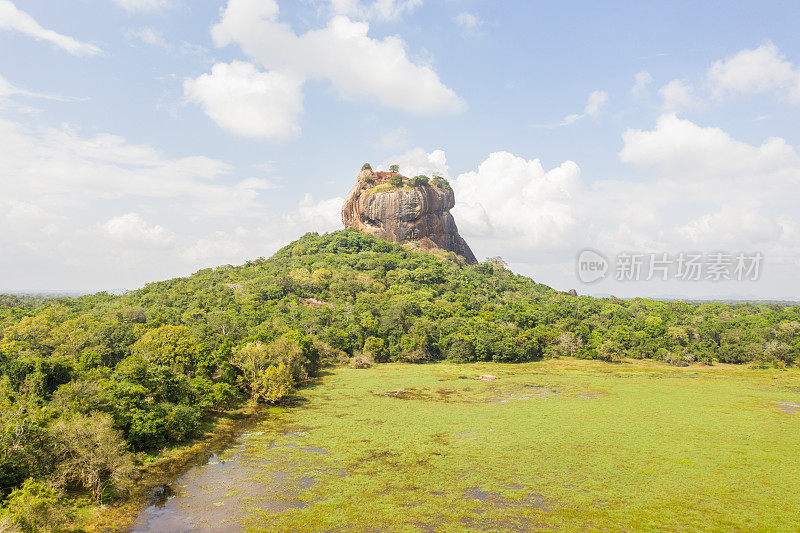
[1,0,799,298]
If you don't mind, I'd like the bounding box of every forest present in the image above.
[1,229,799,530]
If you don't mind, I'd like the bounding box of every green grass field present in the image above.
[139,359,800,532]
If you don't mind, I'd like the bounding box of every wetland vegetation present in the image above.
[135,360,800,532]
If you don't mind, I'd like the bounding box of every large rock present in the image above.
[342,168,478,264]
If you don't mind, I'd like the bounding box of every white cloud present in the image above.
[397,114,800,297]
[0,0,102,56]
[180,229,250,263]
[381,147,448,177]
[104,213,175,247]
[612,113,800,279]
[452,151,582,248]
[659,79,703,111]
[0,115,277,215]
[210,0,465,116]
[111,0,172,13]
[707,41,800,103]
[454,12,483,32]
[0,74,76,112]
[0,111,344,290]
[180,195,344,266]
[584,90,608,117]
[675,206,782,248]
[126,26,167,47]
[632,70,653,96]
[288,194,344,228]
[330,0,422,21]
[619,113,799,185]
[184,61,304,142]
[561,90,608,125]
[0,75,16,98]
[125,26,209,58]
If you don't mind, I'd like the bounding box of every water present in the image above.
[132,424,320,533]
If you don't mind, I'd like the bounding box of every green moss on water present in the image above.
[234,359,800,531]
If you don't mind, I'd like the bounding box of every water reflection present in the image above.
[132,428,322,533]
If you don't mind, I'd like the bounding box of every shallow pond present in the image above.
[132,418,328,532]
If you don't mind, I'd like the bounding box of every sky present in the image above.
[1,0,799,299]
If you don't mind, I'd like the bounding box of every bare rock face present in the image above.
[342,168,478,264]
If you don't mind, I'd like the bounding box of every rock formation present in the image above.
[342,167,478,264]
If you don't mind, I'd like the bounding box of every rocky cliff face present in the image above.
[342,168,478,264]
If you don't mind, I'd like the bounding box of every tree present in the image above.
[3,315,54,355]
[553,332,580,358]
[389,164,399,172]
[597,340,623,362]
[256,362,294,403]
[0,478,64,533]
[49,316,99,359]
[131,325,198,374]
[431,175,451,190]
[410,175,429,187]
[0,385,51,494]
[363,336,388,362]
[50,413,136,503]
[444,334,475,362]
[206,309,245,340]
[361,163,372,170]
[230,339,299,403]
[389,175,403,187]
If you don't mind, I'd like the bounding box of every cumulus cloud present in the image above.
[104,213,175,247]
[452,151,582,248]
[111,0,172,13]
[180,195,344,266]
[184,61,304,142]
[330,0,422,21]
[619,113,799,186]
[707,41,800,103]
[0,110,343,290]
[0,115,278,216]
[381,147,448,177]
[0,0,102,55]
[659,79,703,111]
[398,112,800,296]
[583,90,608,117]
[613,114,799,271]
[288,194,344,228]
[675,206,783,248]
[561,90,608,125]
[632,70,653,96]
[180,228,251,263]
[209,0,464,116]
